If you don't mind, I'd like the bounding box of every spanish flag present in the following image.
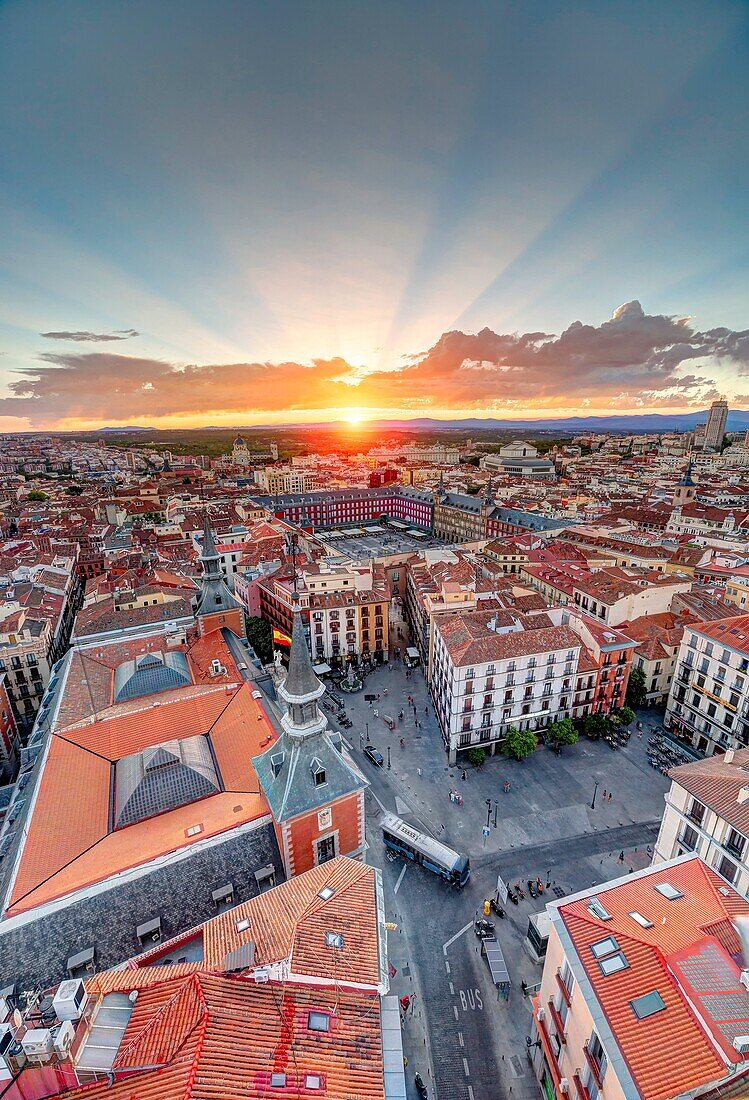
[273,627,292,647]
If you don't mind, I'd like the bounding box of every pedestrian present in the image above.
[603,789,607,799]
[619,850,624,862]
[608,792,613,802]
[461,769,467,781]
[425,706,428,714]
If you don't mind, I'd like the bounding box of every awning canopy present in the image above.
[482,937,510,986]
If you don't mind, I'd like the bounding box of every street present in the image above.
[329,657,669,1100]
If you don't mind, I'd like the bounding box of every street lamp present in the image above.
[485,798,492,828]
[591,780,599,810]
[366,722,370,744]
[387,745,391,770]
[493,799,498,828]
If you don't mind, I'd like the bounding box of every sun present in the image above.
[343,409,367,425]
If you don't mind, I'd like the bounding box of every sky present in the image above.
[0,0,747,431]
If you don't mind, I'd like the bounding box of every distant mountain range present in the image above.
[74,409,749,435]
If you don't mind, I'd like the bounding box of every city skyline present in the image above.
[1,1,748,429]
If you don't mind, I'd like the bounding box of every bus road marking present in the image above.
[393,864,408,894]
[443,921,473,955]
[468,1086,475,1100]
[458,1031,464,1048]
[463,1058,470,1077]
[449,981,454,994]
[444,960,450,974]
[453,1005,459,1021]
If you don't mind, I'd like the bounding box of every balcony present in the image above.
[724,836,746,860]
[583,1042,604,1090]
[547,1000,567,1044]
[573,1074,592,1100]
[555,969,572,1007]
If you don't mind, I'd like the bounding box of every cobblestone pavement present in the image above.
[326,658,669,1100]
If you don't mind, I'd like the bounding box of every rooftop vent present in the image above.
[318,885,334,901]
[738,786,749,805]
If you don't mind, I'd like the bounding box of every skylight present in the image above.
[630,991,666,1019]
[654,882,684,900]
[325,931,344,949]
[318,885,334,901]
[587,898,612,920]
[590,936,619,959]
[308,1011,330,1032]
[236,918,250,932]
[598,953,628,976]
[629,911,654,928]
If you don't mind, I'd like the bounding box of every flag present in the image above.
[273,627,292,647]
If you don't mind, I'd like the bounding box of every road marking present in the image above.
[458,988,484,1011]
[393,864,408,894]
[442,921,473,955]
[449,981,454,994]
[367,788,389,813]
[467,1086,474,1100]
[458,1031,464,1048]
[453,1005,459,1021]
[463,1057,470,1077]
[444,960,450,974]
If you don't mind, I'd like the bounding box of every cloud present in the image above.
[4,302,747,426]
[39,328,140,342]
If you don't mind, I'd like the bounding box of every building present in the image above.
[665,614,749,756]
[0,674,19,781]
[570,568,693,627]
[654,748,749,895]
[253,611,368,878]
[258,559,391,666]
[703,399,729,451]
[672,458,697,507]
[255,466,318,494]
[481,440,556,479]
[232,432,252,465]
[257,485,434,531]
[529,855,749,1100]
[431,607,634,763]
[0,856,402,1100]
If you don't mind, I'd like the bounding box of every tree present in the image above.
[27,490,48,502]
[615,705,636,726]
[501,725,537,761]
[547,717,578,748]
[625,666,647,709]
[65,485,84,496]
[466,747,487,767]
[246,616,273,664]
[583,713,610,740]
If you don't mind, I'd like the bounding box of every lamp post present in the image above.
[366,721,370,744]
[485,798,492,829]
[591,780,599,810]
[493,799,499,828]
[387,745,391,770]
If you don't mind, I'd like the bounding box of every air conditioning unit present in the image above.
[53,979,88,1022]
[537,1007,545,1021]
[559,1079,569,1093]
[253,969,270,983]
[733,1034,749,1053]
[21,1029,54,1062]
[53,1021,76,1058]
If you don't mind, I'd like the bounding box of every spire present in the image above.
[680,457,695,487]
[195,517,238,618]
[281,611,324,702]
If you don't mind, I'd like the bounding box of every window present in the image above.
[630,991,666,1019]
[654,882,683,900]
[587,899,612,920]
[598,952,628,975]
[270,1072,287,1087]
[590,936,619,959]
[629,911,653,928]
[308,1011,330,1032]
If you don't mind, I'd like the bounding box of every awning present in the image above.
[482,936,510,986]
[314,662,332,674]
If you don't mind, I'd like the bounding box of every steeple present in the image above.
[277,611,326,740]
[195,516,238,618]
[679,458,695,487]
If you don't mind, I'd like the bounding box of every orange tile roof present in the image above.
[557,858,749,1100]
[6,682,277,916]
[134,857,382,989]
[64,971,387,1100]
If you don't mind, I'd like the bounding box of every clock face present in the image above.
[318,808,332,830]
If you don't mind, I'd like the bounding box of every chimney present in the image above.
[725,748,736,764]
[738,786,749,805]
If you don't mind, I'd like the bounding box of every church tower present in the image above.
[252,610,367,878]
[673,458,697,508]
[195,516,245,638]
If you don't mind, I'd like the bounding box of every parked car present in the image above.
[363,745,384,767]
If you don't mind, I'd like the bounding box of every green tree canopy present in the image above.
[466,747,487,767]
[547,717,579,747]
[501,725,537,761]
[27,490,48,502]
[625,666,647,709]
[583,713,610,740]
[615,705,636,726]
[246,616,273,664]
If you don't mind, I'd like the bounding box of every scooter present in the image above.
[415,1073,429,1099]
[474,917,495,938]
[527,879,538,899]
[489,897,505,918]
[536,877,544,895]
[506,887,518,905]
[514,882,525,899]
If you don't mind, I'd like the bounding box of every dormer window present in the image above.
[310,758,326,786]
